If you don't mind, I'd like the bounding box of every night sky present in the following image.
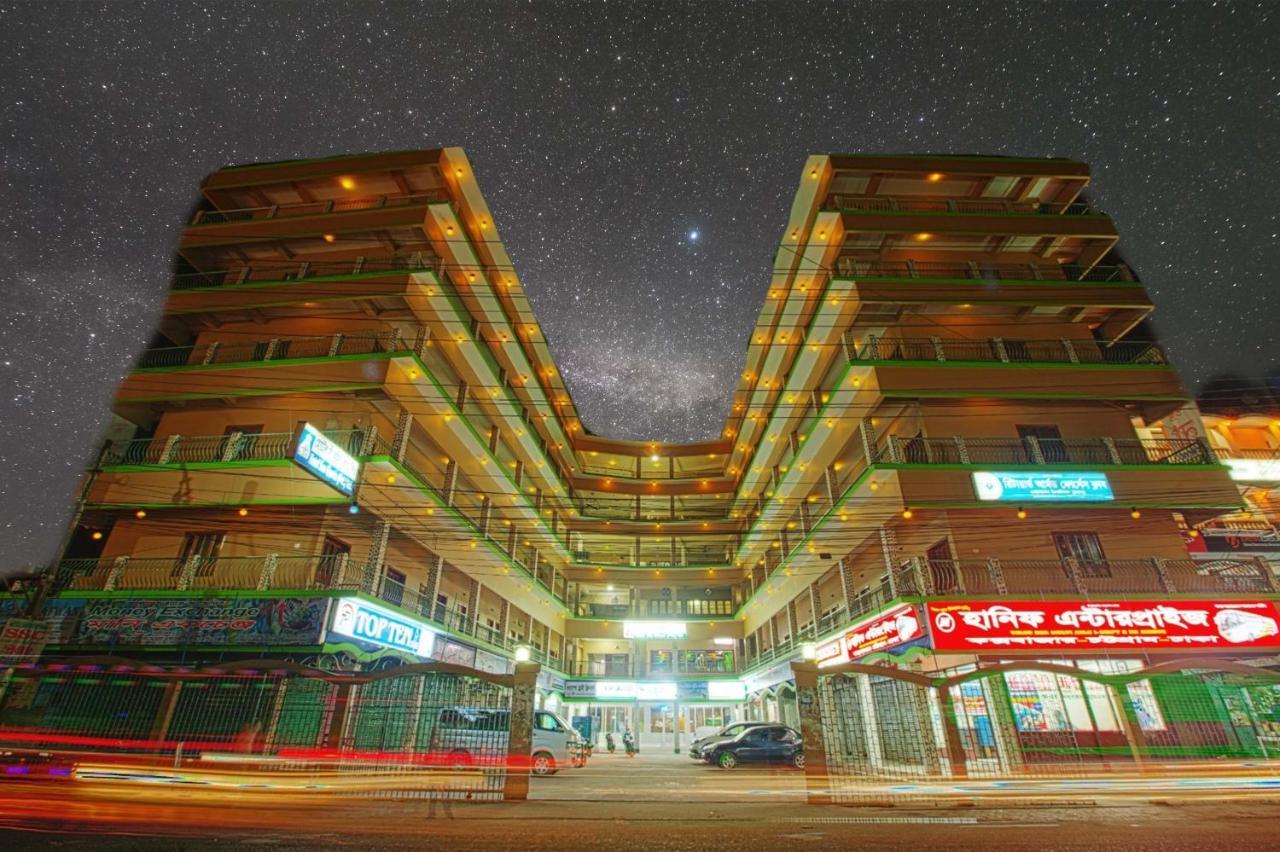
[1,1,1277,566]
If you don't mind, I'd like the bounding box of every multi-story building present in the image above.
[22,150,1276,753]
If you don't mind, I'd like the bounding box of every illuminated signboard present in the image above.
[329,597,434,657]
[843,603,925,661]
[972,471,1113,503]
[293,423,360,495]
[814,637,845,668]
[1224,458,1280,482]
[927,599,1280,653]
[593,681,678,701]
[706,680,747,701]
[622,620,687,639]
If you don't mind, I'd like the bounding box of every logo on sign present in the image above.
[330,597,434,657]
[294,423,360,495]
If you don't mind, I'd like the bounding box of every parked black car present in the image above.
[694,724,804,769]
[687,720,769,760]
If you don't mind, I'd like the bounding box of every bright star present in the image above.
[688,230,700,242]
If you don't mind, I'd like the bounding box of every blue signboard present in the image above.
[972,470,1114,502]
[293,423,359,495]
[329,597,434,657]
[73,597,330,647]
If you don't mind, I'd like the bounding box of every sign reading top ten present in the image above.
[972,470,1114,503]
[293,423,360,495]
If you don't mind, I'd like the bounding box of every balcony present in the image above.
[561,653,738,678]
[172,256,440,290]
[573,599,736,619]
[852,336,1166,366]
[833,259,1134,282]
[135,331,407,370]
[891,555,1277,597]
[825,195,1100,217]
[873,435,1216,468]
[189,191,451,226]
[100,428,363,467]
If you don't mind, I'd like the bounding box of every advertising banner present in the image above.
[927,599,1280,653]
[76,597,330,647]
[564,681,596,699]
[843,603,926,661]
[972,471,1113,502]
[677,681,709,701]
[0,618,51,665]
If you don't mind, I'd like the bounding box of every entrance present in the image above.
[580,702,748,751]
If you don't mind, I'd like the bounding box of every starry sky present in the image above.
[1,1,1277,566]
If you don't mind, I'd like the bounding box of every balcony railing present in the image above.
[574,599,735,619]
[100,429,364,467]
[189,191,451,226]
[873,435,1216,467]
[832,259,1134,282]
[135,331,409,370]
[851,336,1167,366]
[172,255,441,290]
[825,195,1100,216]
[892,555,1276,597]
[1216,448,1280,461]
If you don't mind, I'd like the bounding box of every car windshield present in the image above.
[718,722,754,737]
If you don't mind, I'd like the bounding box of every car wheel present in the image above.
[792,751,806,770]
[448,750,471,769]
[717,751,737,770]
[531,752,556,776]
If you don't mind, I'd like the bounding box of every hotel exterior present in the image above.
[17,149,1280,761]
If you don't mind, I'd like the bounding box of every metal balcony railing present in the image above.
[891,555,1276,597]
[850,336,1167,366]
[832,259,1134,282]
[172,255,441,290]
[135,331,409,369]
[1216,447,1280,461]
[189,190,451,226]
[100,429,364,467]
[825,195,1101,216]
[873,435,1216,467]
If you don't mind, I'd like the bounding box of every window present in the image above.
[1016,424,1067,463]
[1053,531,1110,577]
[317,536,349,586]
[382,567,406,606]
[177,532,224,576]
[926,539,958,592]
[535,712,562,732]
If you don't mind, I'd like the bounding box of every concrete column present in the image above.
[856,674,884,770]
[936,686,968,778]
[503,663,541,801]
[365,520,391,592]
[391,409,413,463]
[791,662,831,804]
[149,681,183,742]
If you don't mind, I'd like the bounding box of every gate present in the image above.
[0,656,538,800]
[795,659,1280,805]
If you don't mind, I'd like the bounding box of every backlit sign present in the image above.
[1224,458,1280,482]
[927,599,1280,653]
[706,680,747,701]
[293,423,360,495]
[593,681,678,701]
[622,620,687,639]
[972,470,1113,502]
[329,597,434,657]
[814,603,925,667]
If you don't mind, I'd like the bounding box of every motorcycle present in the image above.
[623,730,638,757]
[605,732,616,753]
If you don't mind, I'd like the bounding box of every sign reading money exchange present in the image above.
[972,470,1113,502]
[293,423,360,495]
[75,597,331,647]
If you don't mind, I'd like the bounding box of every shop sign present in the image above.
[293,423,360,495]
[75,597,330,647]
[1224,458,1280,482]
[677,681,709,701]
[1200,529,1280,554]
[563,681,596,699]
[814,637,844,668]
[972,471,1113,502]
[707,680,747,701]
[843,603,926,661]
[0,618,51,665]
[330,597,434,657]
[928,599,1280,653]
[437,640,475,667]
[622,620,687,639]
[742,661,793,695]
[593,681,677,701]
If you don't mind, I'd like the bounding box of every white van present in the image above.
[429,707,583,776]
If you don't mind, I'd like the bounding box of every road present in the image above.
[2,748,1280,849]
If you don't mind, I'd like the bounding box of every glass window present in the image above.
[1127,680,1167,732]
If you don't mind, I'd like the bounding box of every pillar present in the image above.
[791,662,831,804]
[503,662,540,801]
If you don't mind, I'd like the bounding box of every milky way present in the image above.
[1,1,1277,565]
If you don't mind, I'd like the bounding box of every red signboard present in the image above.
[927,599,1280,653]
[839,603,925,662]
